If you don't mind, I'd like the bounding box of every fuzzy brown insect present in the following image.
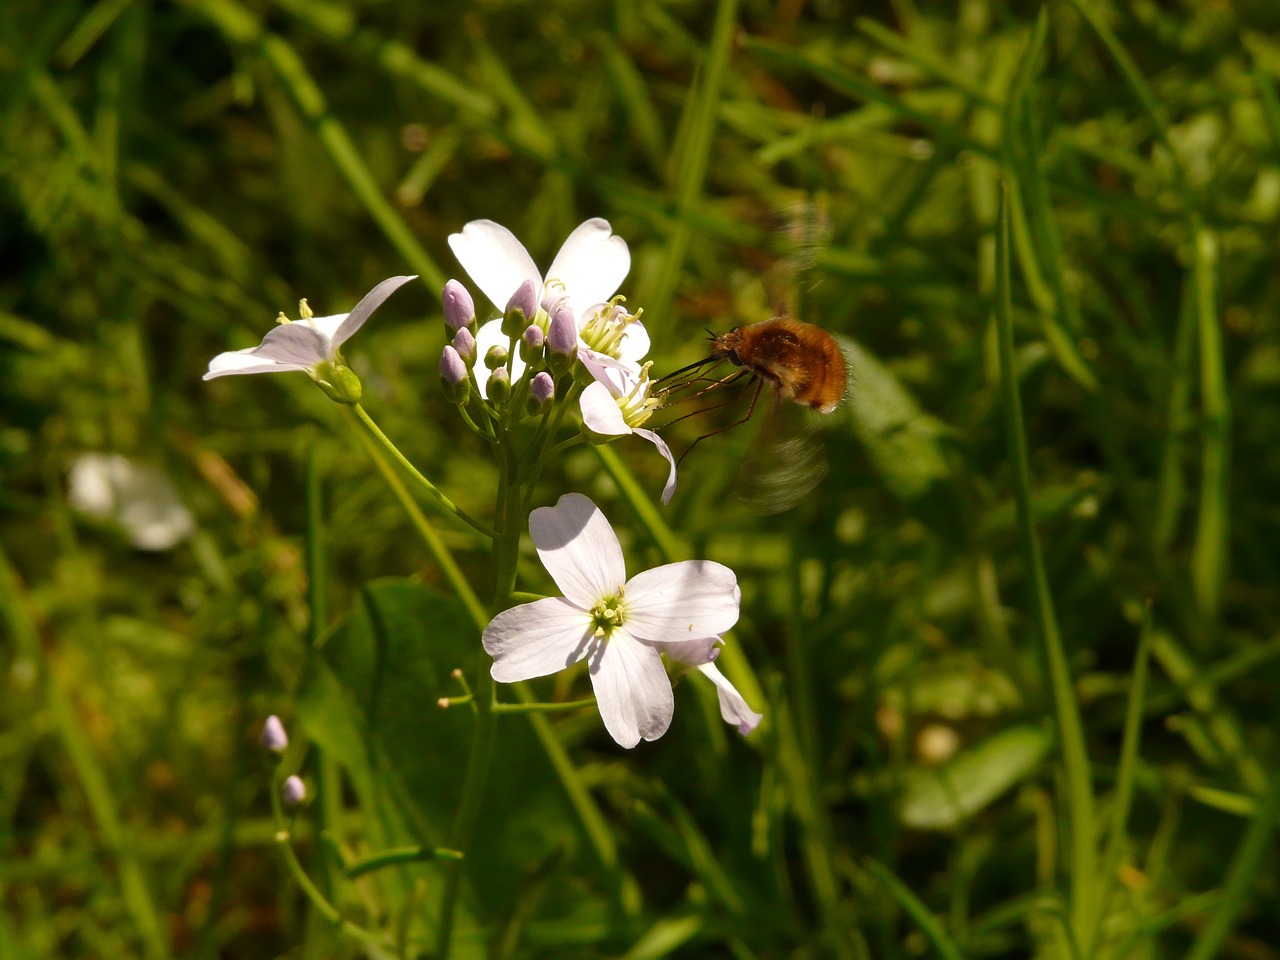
[656,317,847,463]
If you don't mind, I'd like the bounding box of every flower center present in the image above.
[589,586,626,639]
[579,297,641,359]
[616,362,662,429]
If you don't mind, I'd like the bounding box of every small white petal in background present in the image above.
[68,453,195,551]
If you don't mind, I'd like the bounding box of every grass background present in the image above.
[3,0,1280,957]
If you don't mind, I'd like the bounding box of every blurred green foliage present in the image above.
[3,0,1280,957]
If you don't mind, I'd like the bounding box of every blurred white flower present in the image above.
[482,493,740,748]
[68,453,195,551]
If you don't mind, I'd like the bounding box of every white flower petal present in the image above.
[588,633,674,748]
[633,428,678,505]
[448,220,541,313]
[617,320,650,364]
[67,454,194,551]
[482,597,594,682]
[580,382,631,436]
[698,661,763,735]
[203,350,308,380]
[331,275,416,346]
[252,322,332,365]
[471,320,525,399]
[623,560,740,641]
[546,219,630,317]
[663,637,721,666]
[529,493,626,607]
[578,349,640,389]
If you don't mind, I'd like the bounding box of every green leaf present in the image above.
[838,335,951,501]
[297,579,583,929]
[899,725,1051,830]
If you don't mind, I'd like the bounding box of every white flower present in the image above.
[482,493,741,748]
[448,218,630,327]
[68,453,195,551]
[448,219,649,394]
[579,362,678,504]
[203,276,416,390]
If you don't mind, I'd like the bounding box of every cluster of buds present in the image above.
[438,276,585,421]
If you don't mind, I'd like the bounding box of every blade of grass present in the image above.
[1184,768,1279,960]
[865,858,966,960]
[1152,273,1197,551]
[1064,0,1193,204]
[994,182,1098,945]
[1189,225,1229,627]
[646,0,740,335]
[1092,604,1153,956]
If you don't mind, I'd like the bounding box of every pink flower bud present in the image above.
[282,775,307,807]
[451,327,476,364]
[261,715,288,754]
[442,280,475,332]
[547,303,577,357]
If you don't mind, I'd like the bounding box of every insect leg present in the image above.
[676,378,765,466]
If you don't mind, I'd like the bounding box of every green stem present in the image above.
[344,845,464,880]
[994,182,1097,944]
[268,771,389,955]
[434,435,522,957]
[348,409,488,628]
[352,403,494,538]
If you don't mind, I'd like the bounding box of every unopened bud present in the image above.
[452,327,476,364]
[261,715,288,754]
[484,344,509,370]
[313,363,362,404]
[282,775,307,807]
[487,366,511,403]
[442,280,475,332]
[502,279,538,338]
[440,345,470,403]
[547,303,577,374]
[527,371,555,415]
[521,324,545,363]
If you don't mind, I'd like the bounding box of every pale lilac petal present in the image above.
[308,314,348,340]
[617,320,650,364]
[331,275,417,346]
[252,323,331,365]
[623,561,740,641]
[204,350,308,379]
[663,637,721,666]
[482,597,594,682]
[580,382,631,436]
[633,428,678,505]
[545,219,630,317]
[578,349,640,388]
[699,660,763,735]
[529,493,626,606]
[588,633,674,748]
[448,220,541,313]
[472,320,524,399]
